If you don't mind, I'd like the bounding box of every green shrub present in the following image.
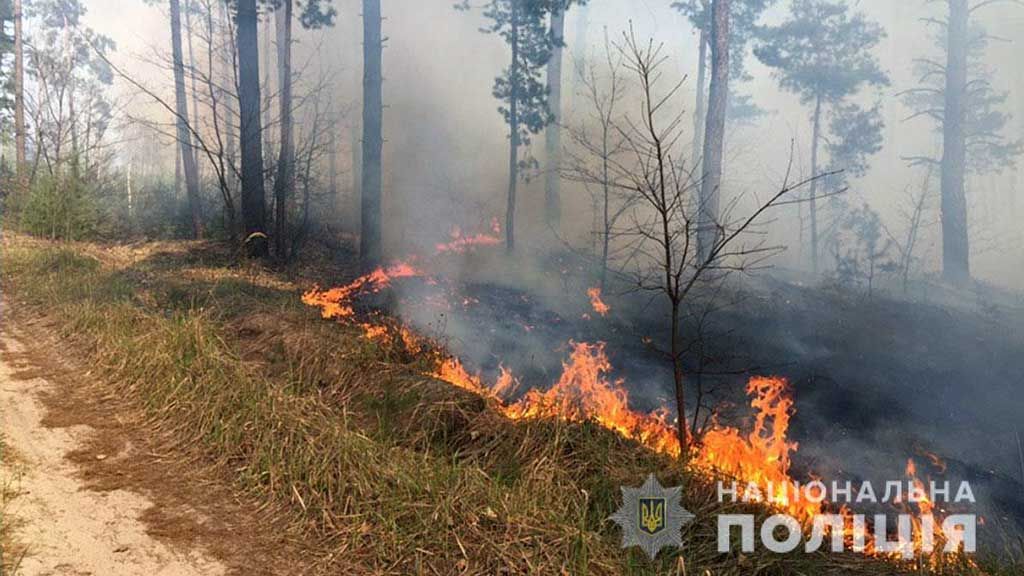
[18,172,98,240]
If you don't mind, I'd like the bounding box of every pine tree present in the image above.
[673,0,776,166]
[269,0,335,261]
[360,0,383,269]
[901,1,1023,284]
[543,0,587,234]
[755,0,888,275]
[462,0,555,252]
[236,0,268,256]
[696,0,730,261]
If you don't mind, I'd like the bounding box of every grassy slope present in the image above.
[0,236,1003,575]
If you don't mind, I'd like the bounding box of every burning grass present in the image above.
[1,236,1018,575]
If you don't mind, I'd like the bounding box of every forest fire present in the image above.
[302,264,970,563]
[896,457,973,567]
[15,0,1024,570]
[303,267,809,509]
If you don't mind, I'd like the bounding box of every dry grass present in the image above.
[0,438,27,576]
[0,235,1015,575]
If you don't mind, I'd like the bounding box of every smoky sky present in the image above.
[85,0,1024,288]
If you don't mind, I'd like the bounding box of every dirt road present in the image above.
[0,325,227,576]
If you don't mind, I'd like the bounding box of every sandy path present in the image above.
[0,329,226,576]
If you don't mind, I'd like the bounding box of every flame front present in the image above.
[302,265,969,564]
[435,218,502,254]
[504,342,681,457]
[302,268,817,514]
[302,262,422,321]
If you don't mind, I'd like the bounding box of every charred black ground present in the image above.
[372,247,1024,549]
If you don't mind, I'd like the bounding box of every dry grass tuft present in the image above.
[0,439,27,575]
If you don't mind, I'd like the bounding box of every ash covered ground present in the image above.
[382,249,1024,546]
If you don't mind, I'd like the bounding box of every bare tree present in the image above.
[95,1,241,236]
[291,74,340,254]
[25,3,116,179]
[565,31,632,291]
[883,163,937,295]
[613,29,827,456]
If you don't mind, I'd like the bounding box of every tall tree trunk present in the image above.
[273,0,294,261]
[505,0,521,253]
[176,148,183,200]
[222,0,238,198]
[697,0,730,262]
[360,0,383,270]
[237,0,267,256]
[544,2,565,231]
[170,0,204,237]
[68,85,79,180]
[349,13,362,229]
[690,0,709,170]
[940,0,970,284]
[14,0,25,180]
[329,111,339,216]
[568,2,588,113]
[808,93,822,276]
[262,17,274,174]
[184,0,202,179]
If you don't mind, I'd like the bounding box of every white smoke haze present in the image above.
[85,0,1023,285]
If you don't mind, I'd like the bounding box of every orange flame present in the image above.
[899,457,968,565]
[504,342,681,457]
[693,377,818,520]
[302,262,422,321]
[587,287,610,316]
[433,357,491,398]
[435,218,502,254]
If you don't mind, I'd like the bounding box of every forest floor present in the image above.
[0,233,1016,575]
